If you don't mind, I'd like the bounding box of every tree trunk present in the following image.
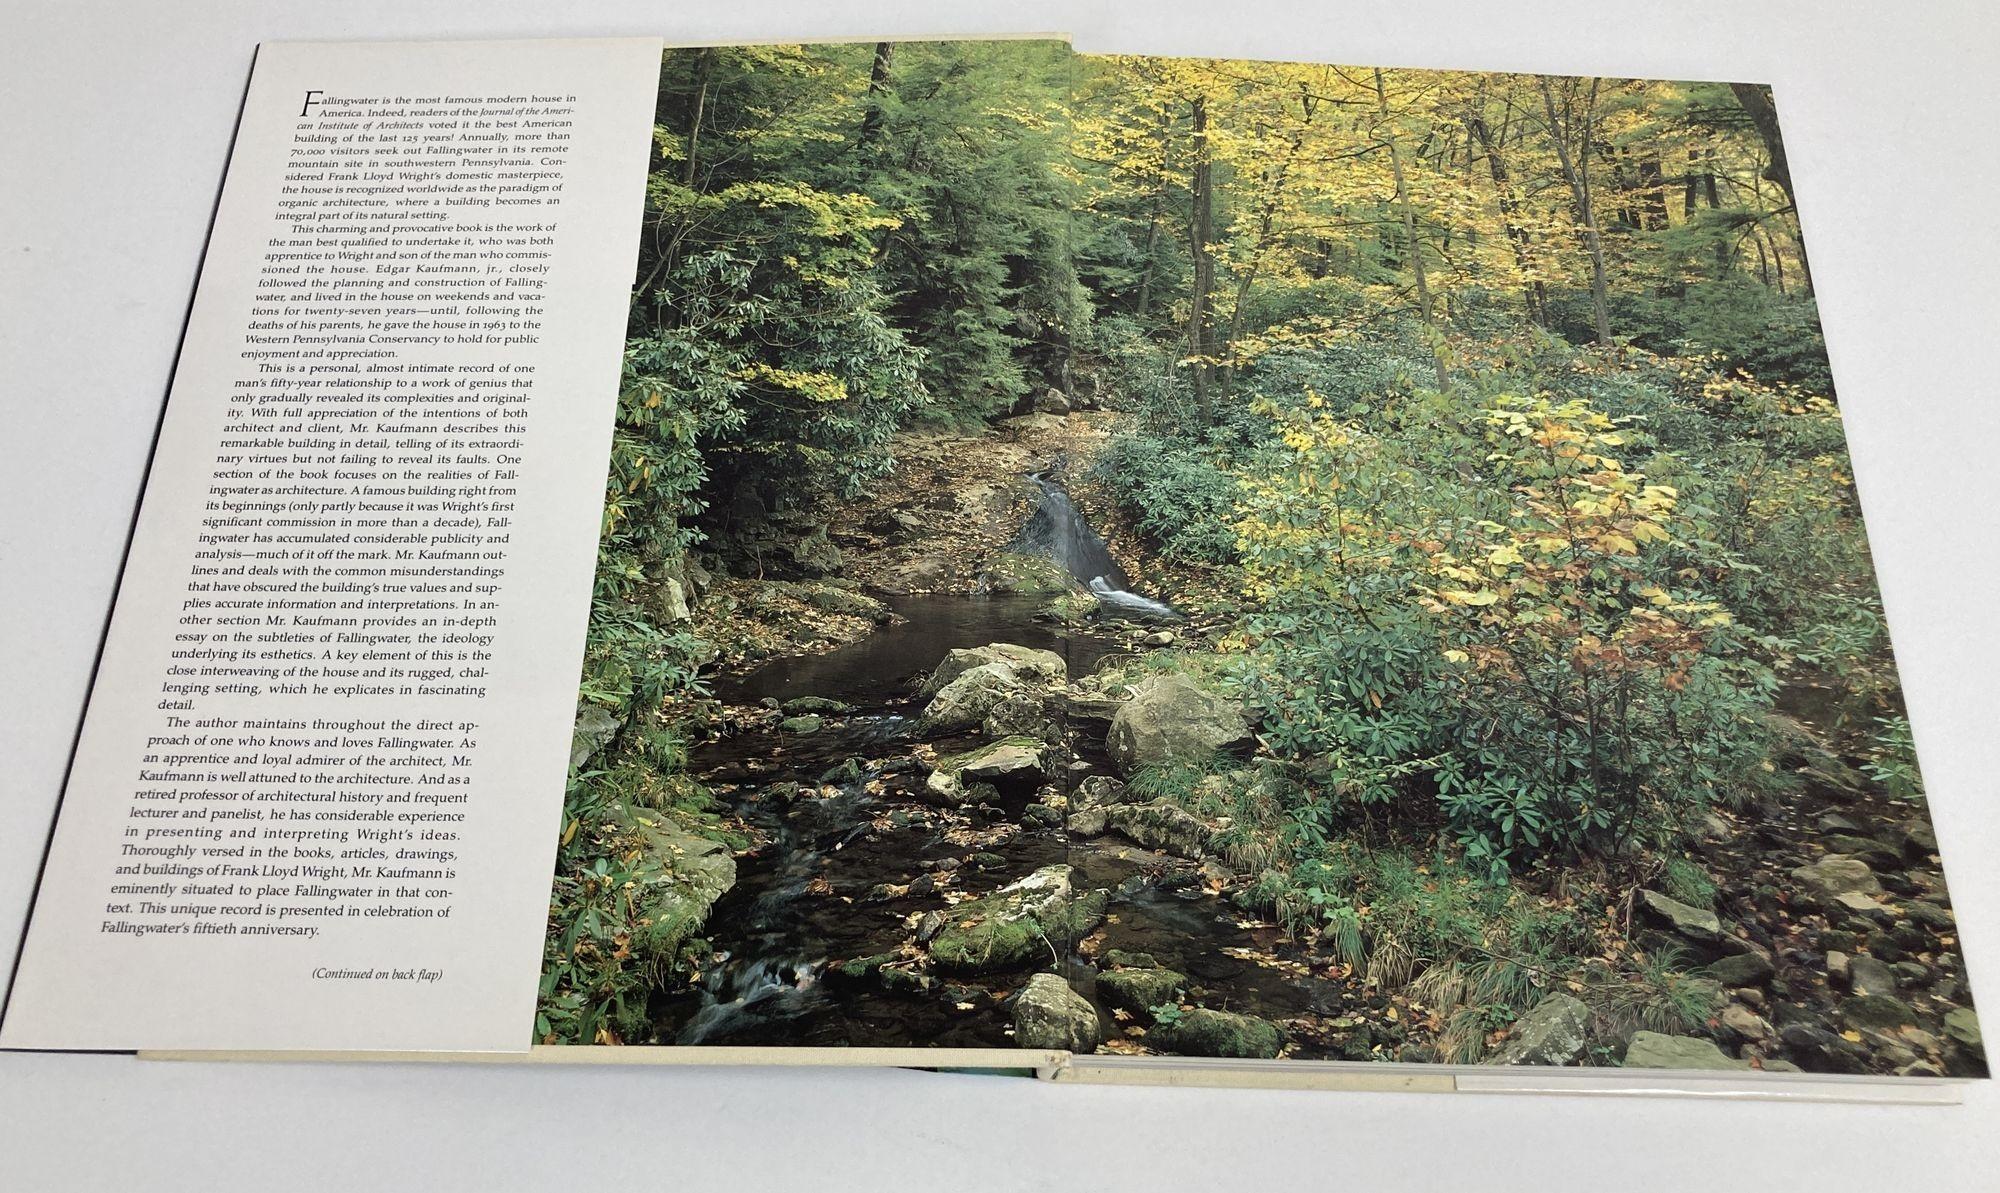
[1378,69,1448,388]
[858,42,895,149]
[1186,94,1215,420]
[682,47,716,186]
[1467,110,1545,326]
[1539,76,1613,345]
[1728,82,1812,294]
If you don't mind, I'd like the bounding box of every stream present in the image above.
[656,477,1378,1053]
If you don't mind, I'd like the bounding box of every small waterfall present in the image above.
[1011,474,1179,620]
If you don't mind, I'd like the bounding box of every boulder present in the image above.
[983,693,1056,741]
[778,714,823,736]
[921,644,1067,698]
[921,663,1033,734]
[1634,889,1760,964]
[659,577,692,622]
[1096,964,1187,1019]
[569,703,621,770]
[1487,993,1591,1067]
[1152,1008,1284,1059]
[1703,950,1776,988]
[1106,674,1250,774]
[981,553,1079,597]
[1012,973,1100,1051]
[1065,809,1108,837]
[786,528,843,577]
[1102,799,1215,860]
[1623,1031,1747,1071]
[928,865,1108,975]
[1790,855,1882,907]
[1071,775,1128,810]
[947,736,1047,781]
[1035,388,1073,416]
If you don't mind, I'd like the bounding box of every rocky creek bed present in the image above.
[616,412,1983,1076]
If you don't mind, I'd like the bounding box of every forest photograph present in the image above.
[538,39,1985,1077]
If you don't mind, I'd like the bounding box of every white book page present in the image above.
[2,36,660,1052]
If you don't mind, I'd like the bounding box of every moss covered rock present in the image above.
[1097,965,1186,1019]
[1102,799,1215,860]
[1013,972,1101,1051]
[1106,673,1250,774]
[1152,1008,1284,1059]
[928,864,1109,975]
[920,643,1068,698]
[981,552,1080,597]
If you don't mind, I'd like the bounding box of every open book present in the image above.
[3,34,1984,1101]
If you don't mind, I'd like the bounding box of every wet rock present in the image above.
[1790,855,1882,907]
[1012,973,1098,1051]
[830,952,900,984]
[1103,949,1158,969]
[1101,799,1215,860]
[1152,1008,1284,1059]
[878,965,932,994]
[1097,964,1188,1020]
[818,757,868,786]
[779,714,824,736]
[783,695,854,715]
[1044,590,1101,624]
[1623,1031,1747,1071]
[1842,994,1917,1033]
[1487,993,1590,1066]
[928,864,1108,975]
[1106,674,1251,775]
[1023,803,1063,830]
[1847,954,1898,998]
[569,703,621,770]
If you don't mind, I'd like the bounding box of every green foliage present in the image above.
[1863,714,1925,801]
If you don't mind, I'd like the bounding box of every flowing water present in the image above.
[652,477,1338,1050]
